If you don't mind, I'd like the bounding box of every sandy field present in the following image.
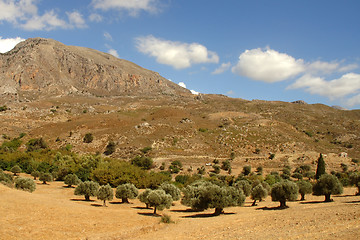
[1,175,359,240]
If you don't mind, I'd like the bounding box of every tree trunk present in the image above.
[214,207,223,216]
[279,200,287,208]
[324,194,332,202]
[300,193,305,201]
[122,198,129,203]
[85,195,90,201]
[145,203,149,209]
[103,200,107,207]
[153,207,157,215]
[42,181,47,184]
[252,200,257,206]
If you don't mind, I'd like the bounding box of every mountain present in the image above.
[0,38,190,98]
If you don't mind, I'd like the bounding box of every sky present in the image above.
[1,0,360,109]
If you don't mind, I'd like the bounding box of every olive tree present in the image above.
[97,184,114,207]
[297,180,313,201]
[15,177,36,192]
[251,184,268,206]
[115,183,139,203]
[234,180,251,197]
[181,180,245,216]
[147,189,173,214]
[64,174,81,187]
[74,181,99,201]
[31,170,40,180]
[350,172,360,195]
[271,180,299,208]
[11,165,21,176]
[39,172,53,184]
[159,183,181,201]
[313,174,343,202]
[138,189,152,208]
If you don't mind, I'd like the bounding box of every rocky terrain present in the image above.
[0,38,360,174]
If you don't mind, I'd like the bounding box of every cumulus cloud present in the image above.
[232,47,305,82]
[108,49,119,58]
[0,36,25,53]
[0,0,87,31]
[89,13,103,22]
[135,35,219,69]
[212,62,231,75]
[178,82,199,95]
[91,0,160,16]
[346,94,360,107]
[104,32,113,41]
[288,73,360,100]
[178,82,187,88]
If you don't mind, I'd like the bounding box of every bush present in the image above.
[131,156,153,170]
[15,177,36,192]
[26,138,48,152]
[11,165,21,176]
[147,189,173,214]
[74,181,100,201]
[97,184,114,207]
[242,166,251,176]
[0,171,14,186]
[313,174,343,202]
[234,180,252,197]
[160,214,174,224]
[181,180,245,215]
[31,170,40,180]
[271,180,299,208]
[115,183,139,203]
[297,180,313,200]
[169,160,182,174]
[159,183,181,201]
[83,133,94,143]
[64,174,81,187]
[39,172,53,184]
[350,172,360,195]
[104,141,116,155]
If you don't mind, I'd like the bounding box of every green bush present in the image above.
[26,138,48,152]
[11,165,22,176]
[160,214,174,224]
[15,177,36,192]
[251,183,268,206]
[138,189,152,208]
[104,141,116,155]
[83,133,94,143]
[39,172,53,184]
[297,180,313,201]
[115,183,139,203]
[64,174,81,187]
[131,155,153,170]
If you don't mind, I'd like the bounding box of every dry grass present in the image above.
[1,174,359,240]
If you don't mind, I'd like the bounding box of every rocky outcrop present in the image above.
[0,38,190,97]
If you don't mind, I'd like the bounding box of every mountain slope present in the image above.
[0,38,190,97]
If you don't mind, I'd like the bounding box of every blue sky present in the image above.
[1,0,360,109]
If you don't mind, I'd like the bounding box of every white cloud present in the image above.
[306,61,339,74]
[89,13,103,22]
[227,90,234,95]
[108,49,119,58]
[190,89,199,95]
[0,36,25,53]
[212,62,231,75]
[91,0,159,16]
[67,11,87,29]
[346,94,360,107]
[178,82,187,88]
[104,32,113,41]
[232,47,305,83]
[178,82,199,95]
[135,35,219,69]
[288,73,360,100]
[0,0,87,31]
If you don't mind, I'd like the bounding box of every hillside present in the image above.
[0,38,359,174]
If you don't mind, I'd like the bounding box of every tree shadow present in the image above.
[170,208,202,213]
[256,206,288,211]
[183,212,235,218]
[91,203,104,207]
[137,212,159,217]
[132,206,152,210]
[333,194,355,198]
[300,200,328,204]
[62,185,75,188]
[70,198,95,202]
[109,201,131,205]
[345,200,360,204]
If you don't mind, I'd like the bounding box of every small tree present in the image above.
[74,181,100,201]
[159,183,181,201]
[242,166,251,176]
[31,170,40,180]
[64,174,81,187]
[297,180,313,200]
[83,133,94,143]
[26,138,48,151]
[138,189,152,208]
[271,180,299,208]
[15,177,36,192]
[350,172,360,195]
[131,156,153,170]
[251,184,268,206]
[97,184,114,207]
[115,183,139,203]
[11,165,21,176]
[104,141,116,155]
[147,189,173,214]
[234,180,252,197]
[313,174,343,202]
[315,153,326,179]
[39,172,53,184]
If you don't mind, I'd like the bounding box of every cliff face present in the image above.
[0,38,189,97]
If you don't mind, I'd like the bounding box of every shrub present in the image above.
[197,166,206,175]
[313,174,343,202]
[147,189,173,214]
[26,138,48,152]
[74,181,100,201]
[0,171,14,186]
[350,172,360,195]
[297,180,313,201]
[140,146,152,154]
[234,180,252,197]
[11,165,22,176]
[104,141,116,155]
[115,183,139,203]
[271,180,299,208]
[64,174,81,187]
[15,177,36,192]
[181,180,245,215]
[97,184,114,207]
[39,172,53,184]
[160,214,174,224]
[131,156,153,170]
[242,166,251,176]
[212,164,220,174]
[169,160,182,174]
[83,133,94,143]
[31,170,40,180]
[159,183,181,201]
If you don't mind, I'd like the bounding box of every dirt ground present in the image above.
[1,175,359,240]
